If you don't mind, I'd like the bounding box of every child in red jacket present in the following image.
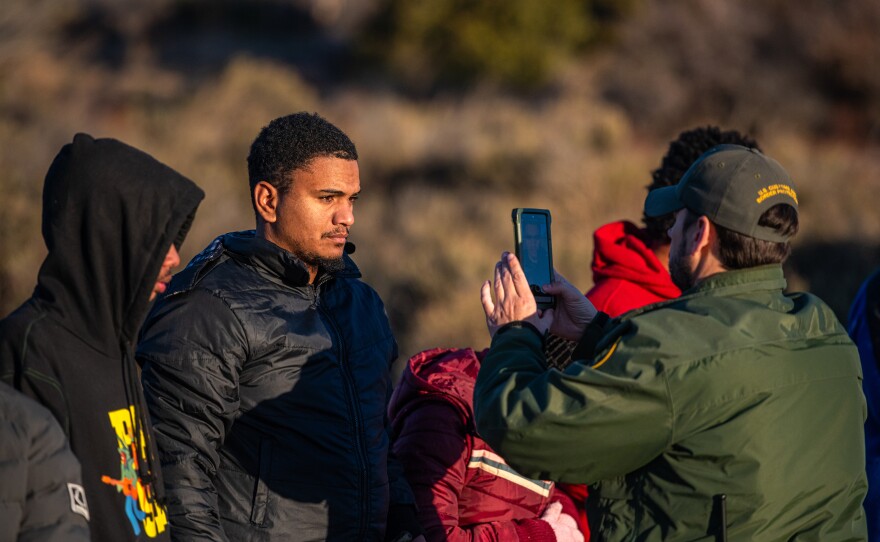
[389,347,585,541]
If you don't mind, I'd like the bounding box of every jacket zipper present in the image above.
[314,280,370,539]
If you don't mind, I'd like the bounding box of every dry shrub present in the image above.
[2,1,879,364]
[329,71,648,359]
[130,57,323,254]
[763,136,880,242]
[599,0,880,141]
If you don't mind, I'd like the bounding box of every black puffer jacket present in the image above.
[0,381,90,542]
[137,231,414,541]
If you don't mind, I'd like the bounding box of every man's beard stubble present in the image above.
[297,250,346,274]
[298,229,348,274]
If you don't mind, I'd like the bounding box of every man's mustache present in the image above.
[322,228,349,238]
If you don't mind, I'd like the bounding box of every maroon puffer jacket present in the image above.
[389,347,586,541]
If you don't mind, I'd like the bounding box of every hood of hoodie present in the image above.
[591,220,680,300]
[35,133,204,355]
[388,347,487,435]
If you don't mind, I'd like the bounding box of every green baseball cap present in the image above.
[644,144,798,242]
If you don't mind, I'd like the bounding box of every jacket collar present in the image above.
[685,264,787,298]
[621,265,788,322]
[222,230,361,286]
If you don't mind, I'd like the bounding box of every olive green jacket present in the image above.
[474,265,867,541]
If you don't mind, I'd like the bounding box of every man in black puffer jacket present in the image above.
[137,113,421,542]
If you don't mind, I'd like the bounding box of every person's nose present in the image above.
[166,245,181,269]
[335,201,354,228]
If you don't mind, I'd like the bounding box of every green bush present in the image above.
[358,0,632,92]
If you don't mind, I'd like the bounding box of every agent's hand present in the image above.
[540,502,584,542]
[481,252,551,338]
[541,271,598,341]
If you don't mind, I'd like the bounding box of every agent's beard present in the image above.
[668,238,696,291]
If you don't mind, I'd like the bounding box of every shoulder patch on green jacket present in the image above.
[589,320,631,369]
[592,336,622,369]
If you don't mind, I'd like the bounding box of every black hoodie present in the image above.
[0,133,204,542]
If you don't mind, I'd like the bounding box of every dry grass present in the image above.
[1,10,879,368]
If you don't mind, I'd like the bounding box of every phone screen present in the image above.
[513,208,554,309]
[519,215,551,287]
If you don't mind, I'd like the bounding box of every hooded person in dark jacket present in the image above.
[137,112,421,542]
[0,133,205,542]
[0,380,90,542]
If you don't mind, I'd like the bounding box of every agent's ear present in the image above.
[690,215,714,256]
[254,181,279,224]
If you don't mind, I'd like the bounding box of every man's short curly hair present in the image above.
[247,112,358,208]
[643,126,760,246]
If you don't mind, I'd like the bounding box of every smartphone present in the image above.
[512,208,555,310]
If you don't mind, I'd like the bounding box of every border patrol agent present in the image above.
[474,145,868,541]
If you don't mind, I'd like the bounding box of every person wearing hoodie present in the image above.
[586,126,761,316]
[0,133,204,542]
[389,347,585,542]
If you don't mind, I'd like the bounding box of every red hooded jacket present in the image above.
[389,347,585,541]
[586,220,680,316]
[556,221,681,531]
